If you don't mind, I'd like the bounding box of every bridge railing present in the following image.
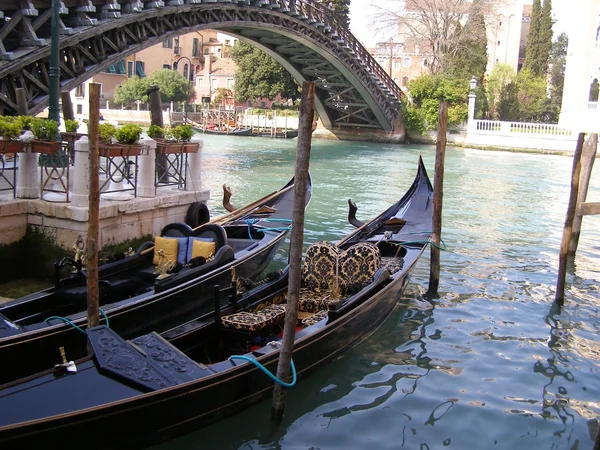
[293,0,403,104]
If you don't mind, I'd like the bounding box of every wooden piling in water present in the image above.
[60,91,74,121]
[555,133,585,305]
[86,83,101,337]
[426,100,447,298]
[271,81,315,422]
[569,133,597,254]
[15,88,28,115]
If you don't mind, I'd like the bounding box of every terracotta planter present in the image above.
[61,132,86,143]
[99,143,144,157]
[0,140,25,154]
[31,140,61,154]
[156,140,199,154]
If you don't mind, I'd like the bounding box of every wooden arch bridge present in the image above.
[0,0,405,135]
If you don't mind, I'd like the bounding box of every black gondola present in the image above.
[0,175,312,385]
[192,125,253,136]
[0,157,432,449]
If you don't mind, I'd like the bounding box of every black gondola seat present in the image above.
[136,223,229,283]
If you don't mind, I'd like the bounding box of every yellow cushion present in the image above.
[191,239,216,260]
[153,236,179,265]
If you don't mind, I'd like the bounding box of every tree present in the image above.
[231,41,300,103]
[523,0,553,77]
[547,32,568,117]
[324,0,350,25]
[113,69,191,104]
[486,63,516,118]
[373,0,494,74]
[405,74,469,131]
[444,11,488,81]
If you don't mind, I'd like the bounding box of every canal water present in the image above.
[154,135,600,450]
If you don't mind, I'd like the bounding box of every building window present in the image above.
[423,58,429,67]
[204,48,209,55]
[162,39,173,49]
[127,61,134,77]
[227,78,234,89]
[225,40,230,45]
[75,84,84,98]
[403,57,411,67]
[184,64,189,80]
[590,78,599,102]
[197,77,203,87]
[173,61,178,71]
[77,104,83,115]
[260,101,266,108]
[402,76,409,86]
[497,40,501,45]
[163,64,171,70]
[189,65,195,80]
[135,61,146,77]
[211,78,217,91]
[192,38,199,57]
[393,60,400,69]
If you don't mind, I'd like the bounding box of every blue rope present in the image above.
[44,307,110,334]
[99,307,109,328]
[395,238,447,251]
[44,316,86,334]
[230,355,297,387]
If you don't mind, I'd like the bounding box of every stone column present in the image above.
[467,93,476,132]
[186,136,203,191]
[70,135,90,207]
[16,131,40,199]
[138,136,156,198]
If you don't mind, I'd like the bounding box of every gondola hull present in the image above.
[0,158,432,449]
[0,176,312,385]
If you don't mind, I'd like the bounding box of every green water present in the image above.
[156,135,600,449]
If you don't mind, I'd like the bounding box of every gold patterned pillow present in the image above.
[302,242,341,293]
[338,242,381,292]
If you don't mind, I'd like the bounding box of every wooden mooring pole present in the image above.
[271,81,315,423]
[426,100,447,298]
[86,83,101,340]
[555,133,598,305]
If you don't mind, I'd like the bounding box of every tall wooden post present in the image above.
[426,101,447,298]
[15,88,28,115]
[555,133,586,305]
[271,81,315,422]
[148,84,167,183]
[60,91,74,121]
[569,133,597,254]
[86,83,101,338]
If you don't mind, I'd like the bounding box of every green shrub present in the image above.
[98,123,117,144]
[115,123,143,145]
[147,124,164,139]
[167,125,194,142]
[0,117,24,141]
[64,119,79,133]
[30,118,59,141]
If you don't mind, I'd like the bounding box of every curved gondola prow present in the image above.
[338,157,432,247]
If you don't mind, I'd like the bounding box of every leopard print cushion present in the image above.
[302,310,328,327]
[381,257,403,274]
[338,242,381,291]
[221,304,286,332]
[302,242,340,293]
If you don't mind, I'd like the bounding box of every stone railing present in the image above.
[467,119,577,151]
[473,120,572,136]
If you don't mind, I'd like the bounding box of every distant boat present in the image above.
[189,122,253,136]
[252,129,298,139]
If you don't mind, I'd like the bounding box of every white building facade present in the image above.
[558,0,600,133]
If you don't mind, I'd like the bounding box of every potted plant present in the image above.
[147,125,164,140]
[157,124,198,154]
[0,116,25,154]
[30,118,61,154]
[99,123,143,157]
[61,119,85,144]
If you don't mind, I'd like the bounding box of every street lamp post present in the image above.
[176,56,193,124]
[468,76,477,129]
[48,0,61,126]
